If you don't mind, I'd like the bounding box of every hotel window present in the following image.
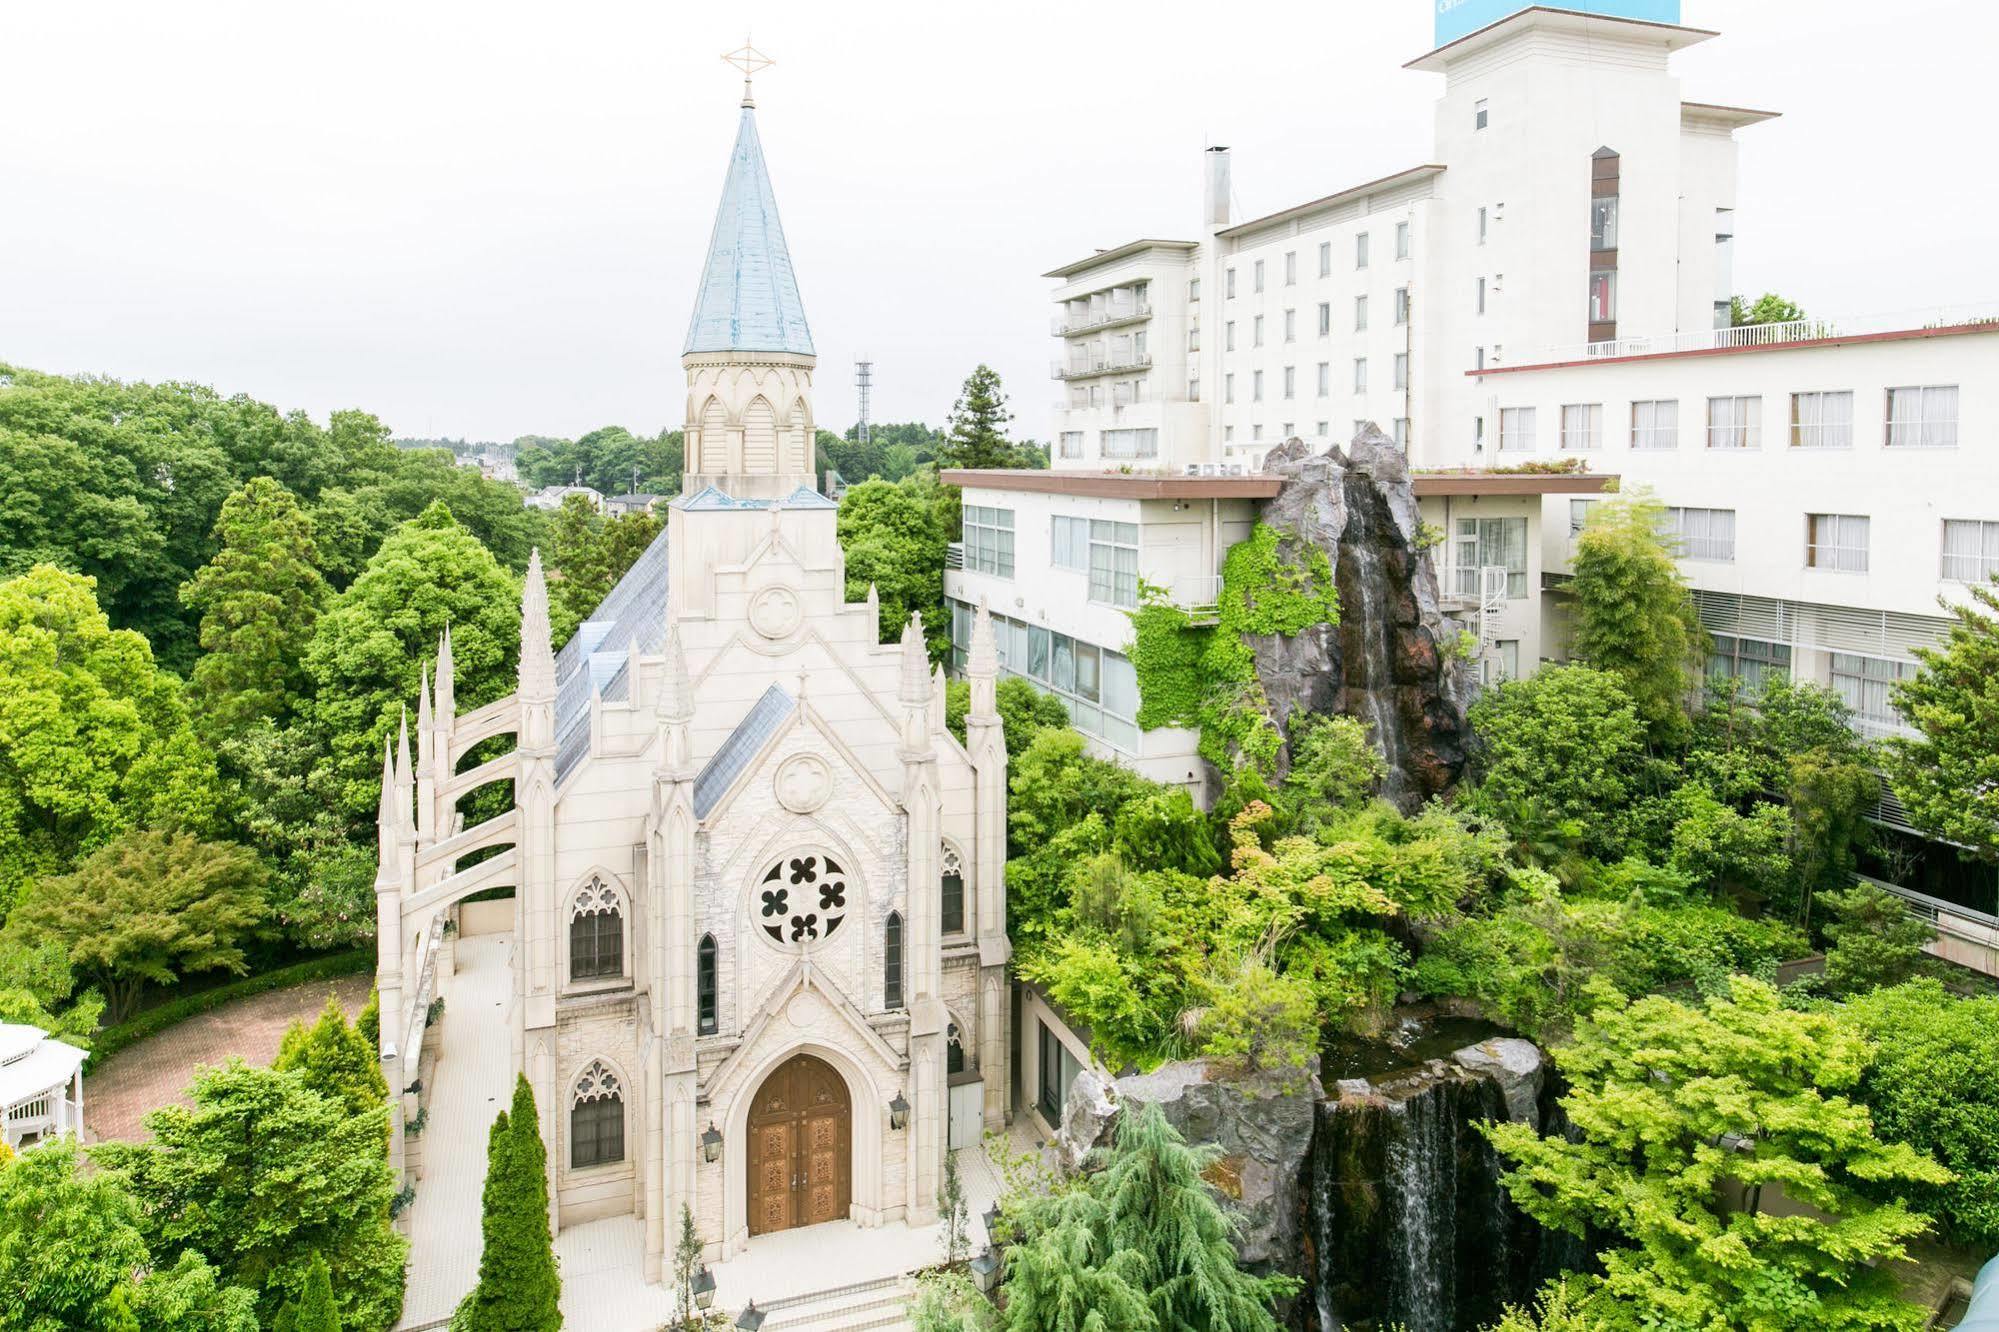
[1474,98,1489,130]
[1475,346,1485,371]
[1393,353,1409,391]
[1189,276,1200,302]
[1253,370,1265,401]
[1477,206,1488,244]
[1189,377,1200,402]
[1393,417,1410,448]
[1284,251,1297,285]
[1498,406,1536,452]
[1354,296,1368,330]
[1630,399,1678,449]
[1057,431,1083,459]
[1253,315,1265,347]
[1253,424,1265,440]
[1353,359,1368,393]
[1394,287,1411,325]
[1590,195,1620,251]
[1353,420,1368,438]
[1051,515,1089,572]
[1225,373,1234,404]
[1707,635,1792,692]
[1226,267,1236,298]
[1316,420,1330,437]
[1085,517,1134,613]
[1318,302,1332,335]
[1253,259,1265,292]
[1100,428,1158,460]
[1396,220,1410,259]
[1284,309,1296,342]
[1282,421,1295,437]
[1943,519,1999,582]
[963,505,1015,577]
[1569,498,1599,537]
[1830,653,1913,731]
[1453,516,1528,598]
[1318,241,1331,277]
[1225,320,1235,352]
[1560,403,1602,450]
[1316,362,1330,396]
[1283,366,1296,399]
[1477,276,1486,315]
[1707,396,1761,450]
[1224,425,1234,443]
[1663,506,1736,562]
[1355,232,1370,269]
[1790,391,1853,449]
[1886,385,1960,448]
[1588,269,1617,323]
[1038,1020,1083,1125]
[1806,513,1870,573]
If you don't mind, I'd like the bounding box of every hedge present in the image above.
[85,949,373,1073]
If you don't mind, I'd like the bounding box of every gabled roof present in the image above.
[684,107,815,358]
[553,526,672,782]
[675,483,837,512]
[692,684,796,819]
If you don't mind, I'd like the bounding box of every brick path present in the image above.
[87,972,374,1143]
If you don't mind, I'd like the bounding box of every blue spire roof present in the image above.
[684,106,815,358]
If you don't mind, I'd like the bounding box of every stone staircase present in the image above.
[747,1274,914,1332]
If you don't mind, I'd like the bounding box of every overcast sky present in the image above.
[3,0,1990,446]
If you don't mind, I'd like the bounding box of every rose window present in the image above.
[758,853,848,947]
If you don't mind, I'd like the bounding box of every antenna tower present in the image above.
[854,357,874,444]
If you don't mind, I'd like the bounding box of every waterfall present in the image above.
[1333,468,1419,808]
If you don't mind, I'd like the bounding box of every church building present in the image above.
[371,78,1011,1281]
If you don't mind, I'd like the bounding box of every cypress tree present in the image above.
[937,365,1019,470]
[293,1252,341,1332]
[459,1077,562,1330]
[274,996,389,1118]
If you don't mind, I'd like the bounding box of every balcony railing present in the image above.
[1053,301,1151,336]
[1051,352,1153,381]
[1509,301,1999,368]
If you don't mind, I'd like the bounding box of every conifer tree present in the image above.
[459,1076,562,1330]
[292,1252,341,1332]
[938,366,1019,470]
[274,995,389,1119]
[1885,573,1999,865]
[672,1205,703,1329]
[1569,493,1704,747]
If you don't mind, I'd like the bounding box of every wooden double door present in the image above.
[746,1053,851,1236]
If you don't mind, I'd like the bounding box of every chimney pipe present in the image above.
[1204,146,1232,229]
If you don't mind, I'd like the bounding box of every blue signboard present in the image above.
[1434,0,1681,46]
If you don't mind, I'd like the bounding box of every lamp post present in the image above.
[692,1265,716,1311]
[735,1301,766,1330]
[970,1246,1002,1294]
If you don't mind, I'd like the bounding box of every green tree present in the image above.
[459,1075,561,1331]
[1485,978,1948,1331]
[0,564,221,909]
[1661,786,1793,904]
[5,829,268,1023]
[1846,979,1999,1248]
[0,1137,150,1332]
[836,475,950,652]
[939,1146,971,1265]
[179,476,328,734]
[222,721,377,949]
[672,1204,703,1329]
[303,501,520,820]
[132,1249,262,1332]
[1466,665,1650,859]
[1271,714,1385,836]
[274,995,391,1119]
[910,1269,1001,1332]
[0,936,104,1045]
[291,1252,342,1332]
[937,365,1021,470]
[944,676,1071,760]
[1729,292,1806,326]
[1818,881,1933,996]
[1884,575,1999,866]
[96,1060,407,1330]
[1569,494,1704,746]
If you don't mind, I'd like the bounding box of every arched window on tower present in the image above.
[940,844,965,937]
[571,1060,625,1168]
[569,878,623,982]
[697,934,718,1036]
[947,1021,967,1077]
[884,912,904,1010]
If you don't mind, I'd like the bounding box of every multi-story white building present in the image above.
[945,2,1999,866]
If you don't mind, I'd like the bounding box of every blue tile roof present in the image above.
[684,108,815,358]
[554,526,672,782]
[692,684,796,818]
[675,483,838,512]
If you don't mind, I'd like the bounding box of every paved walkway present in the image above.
[87,971,373,1143]
[399,934,515,1329]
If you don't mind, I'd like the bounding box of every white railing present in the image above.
[1051,353,1153,381]
[1053,301,1151,336]
[1477,565,1508,649]
[1510,302,1999,368]
[1163,574,1223,613]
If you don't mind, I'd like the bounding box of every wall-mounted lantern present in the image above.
[888,1091,909,1131]
[702,1122,723,1163]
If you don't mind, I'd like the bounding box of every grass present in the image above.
[84,948,372,1073]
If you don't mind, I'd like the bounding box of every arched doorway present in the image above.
[746,1052,851,1236]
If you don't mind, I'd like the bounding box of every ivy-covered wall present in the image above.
[1128,522,1339,779]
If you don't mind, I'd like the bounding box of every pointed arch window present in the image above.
[884,912,905,1010]
[697,935,718,1036]
[947,1021,967,1077]
[569,878,623,981]
[940,844,966,937]
[571,1060,625,1168]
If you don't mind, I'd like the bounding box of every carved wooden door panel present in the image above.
[746,1053,850,1235]
[748,1118,794,1236]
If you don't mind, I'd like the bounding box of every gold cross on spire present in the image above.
[722,38,774,108]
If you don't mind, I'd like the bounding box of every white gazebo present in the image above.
[0,1023,86,1149]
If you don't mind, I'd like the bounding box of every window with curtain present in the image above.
[1317,363,1331,396]
[1353,359,1368,394]
[940,845,965,936]
[1706,635,1791,692]
[1663,507,1737,562]
[1051,515,1088,571]
[571,1062,625,1168]
[1318,302,1332,335]
[884,913,904,1009]
[1498,406,1536,451]
[569,880,622,981]
[1588,270,1617,323]
[1253,259,1264,292]
[1253,316,1265,348]
[1394,287,1411,324]
[697,934,717,1034]
[1630,399,1679,449]
[963,506,1015,577]
[1393,354,1409,391]
[1101,429,1157,460]
[1790,391,1854,448]
[1086,521,1139,608]
[1706,396,1762,449]
[1283,309,1296,342]
[1057,431,1084,459]
[1453,517,1529,598]
[1830,653,1913,727]
[1886,385,1960,447]
[1806,513,1871,572]
[1590,195,1620,251]
[1569,498,1599,538]
[1560,403,1602,450]
[1942,519,1999,582]
[1283,367,1296,400]
[1253,370,1264,401]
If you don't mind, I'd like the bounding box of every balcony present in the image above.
[1053,301,1151,336]
[1051,352,1152,381]
[1153,574,1224,624]
[1509,301,1999,367]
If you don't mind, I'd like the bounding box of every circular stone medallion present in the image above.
[774,753,832,814]
[748,584,803,640]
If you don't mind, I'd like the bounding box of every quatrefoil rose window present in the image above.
[758,853,848,948]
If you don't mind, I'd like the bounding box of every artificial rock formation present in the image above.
[1255,429,1472,808]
